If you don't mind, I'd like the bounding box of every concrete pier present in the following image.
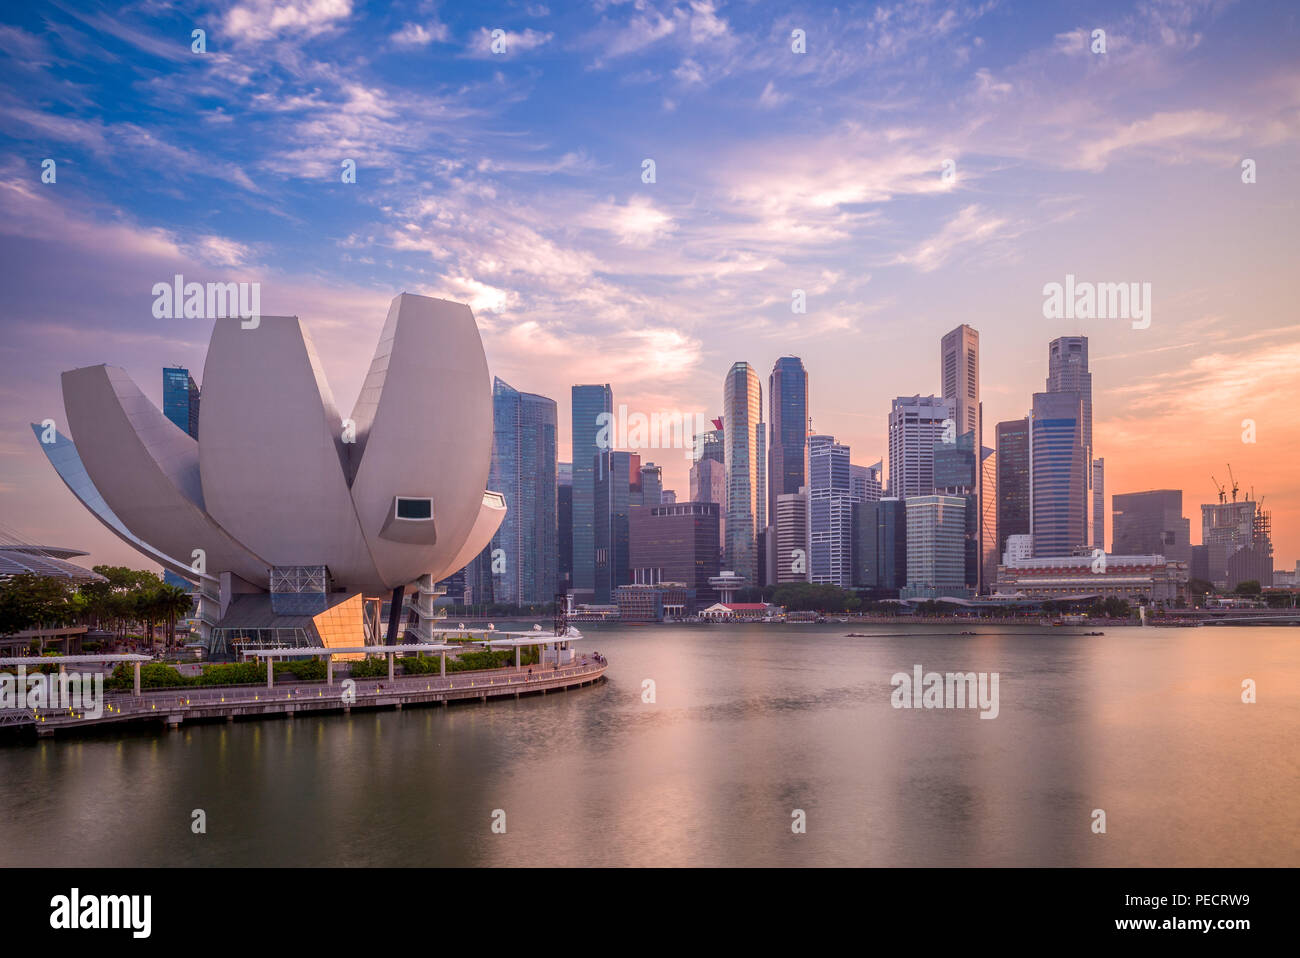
[4,660,607,740]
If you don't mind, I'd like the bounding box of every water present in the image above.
[1,623,1296,866]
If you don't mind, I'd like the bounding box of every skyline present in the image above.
[1,0,1298,568]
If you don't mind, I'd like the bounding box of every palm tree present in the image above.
[154,584,193,651]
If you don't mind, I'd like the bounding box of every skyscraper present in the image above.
[888,394,954,497]
[638,462,663,507]
[488,378,557,605]
[594,449,634,603]
[850,462,883,503]
[940,324,979,437]
[1045,336,1102,549]
[808,434,855,586]
[903,495,968,599]
[723,363,761,582]
[1030,390,1088,557]
[630,501,722,607]
[557,462,573,594]
[571,384,613,600]
[1112,490,1190,563]
[995,418,1030,561]
[854,497,907,591]
[163,366,200,440]
[774,488,809,582]
[767,356,809,525]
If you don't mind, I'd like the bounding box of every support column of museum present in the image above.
[385,585,404,645]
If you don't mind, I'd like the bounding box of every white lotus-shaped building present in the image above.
[34,293,505,657]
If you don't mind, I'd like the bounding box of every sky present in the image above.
[0,0,1298,571]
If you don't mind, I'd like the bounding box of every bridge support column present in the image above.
[387,653,395,682]
[440,651,446,677]
[326,655,333,686]
[515,646,520,669]
[133,662,141,697]
[266,657,274,689]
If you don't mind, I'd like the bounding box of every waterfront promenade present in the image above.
[5,658,607,739]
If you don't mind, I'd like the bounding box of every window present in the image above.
[395,497,433,520]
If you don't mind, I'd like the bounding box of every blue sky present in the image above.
[2,0,1299,566]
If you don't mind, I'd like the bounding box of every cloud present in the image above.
[225,0,354,43]
[390,21,450,48]
[891,204,1008,272]
[464,27,553,59]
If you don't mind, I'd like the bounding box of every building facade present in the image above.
[628,500,721,608]
[888,394,954,498]
[1030,390,1088,557]
[488,378,557,605]
[1112,490,1191,564]
[723,362,762,583]
[997,554,1189,606]
[571,384,613,599]
[767,356,809,526]
[903,495,968,599]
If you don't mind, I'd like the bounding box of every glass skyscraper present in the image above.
[163,366,200,439]
[571,384,613,599]
[722,363,761,582]
[767,356,809,527]
[1030,390,1087,557]
[489,378,557,605]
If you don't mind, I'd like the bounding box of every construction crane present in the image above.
[1211,476,1226,504]
[1226,464,1239,502]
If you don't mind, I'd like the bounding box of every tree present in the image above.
[1234,580,1262,596]
[154,584,193,650]
[0,574,76,635]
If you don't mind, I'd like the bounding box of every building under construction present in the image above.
[1198,468,1273,589]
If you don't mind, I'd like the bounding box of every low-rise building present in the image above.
[996,554,1188,606]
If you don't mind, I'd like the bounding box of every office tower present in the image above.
[808,434,856,586]
[940,324,993,592]
[690,454,726,554]
[661,489,676,504]
[187,375,201,438]
[558,462,573,594]
[699,420,724,463]
[487,378,557,605]
[903,495,968,598]
[996,418,1030,560]
[1201,497,1273,589]
[774,488,809,582]
[163,366,200,440]
[941,324,980,437]
[933,429,982,592]
[979,434,997,594]
[755,422,767,534]
[1092,458,1105,551]
[629,501,722,608]
[1112,490,1190,564]
[638,462,663,507]
[571,384,613,599]
[1045,336,1101,549]
[850,462,883,503]
[854,497,907,591]
[888,394,955,497]
[1030,390,1087,557]
[593,449,634,603]
[723,362,762,582]
[768,357,810,525]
